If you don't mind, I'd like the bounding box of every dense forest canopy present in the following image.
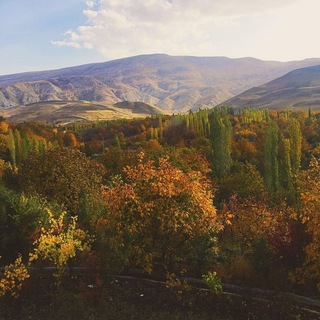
[1,107,320,308]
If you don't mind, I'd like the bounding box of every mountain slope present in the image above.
[1,54,320,113]
[113,101,163,114]
[219,65,320,109]
[2,100,163,124]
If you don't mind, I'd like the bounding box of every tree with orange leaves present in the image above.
[295,155,320,291]
[222,195,291,253]
[96,152,222,274]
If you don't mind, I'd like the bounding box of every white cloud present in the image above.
[249,0,320,61]
[51,40,81,49]
[86,1,96,8]
[53,0,320,61]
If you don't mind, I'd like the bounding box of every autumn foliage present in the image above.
[96,152,222,273]
[0,255,30,298]
[18,147,105,215]
[1,107,320,303]
[29,210,92,284]
[295,156,320,290]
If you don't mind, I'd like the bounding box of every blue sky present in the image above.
[0,0,105,75]
[1,0,320,76]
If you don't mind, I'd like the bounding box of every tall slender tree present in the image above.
[210,108,232,178]
[8,128,16,167]
[278,133,292,190]
[264,122,279,194]
[288,118,302,176]
[13,129,22,166]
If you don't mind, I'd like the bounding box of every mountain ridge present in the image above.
[218,64,320,109]
[1,54,320,115]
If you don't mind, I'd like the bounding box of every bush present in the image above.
[202,271,223,295]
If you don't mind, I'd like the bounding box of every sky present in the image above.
[1,0,320,75]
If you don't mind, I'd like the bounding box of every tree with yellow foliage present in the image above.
[29,210,92,286]
[0,255,30,298]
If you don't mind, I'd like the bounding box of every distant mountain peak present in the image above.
[1,54,320,122]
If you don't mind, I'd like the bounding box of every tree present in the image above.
[113,133,121,149]
[288,118,302,176]
[7,128,16,167]
[220,195,293,283]
[219,162,267,201]
[29,210,92,287]
[0,255,30,298]
[63,132,78,148]
[13,129,22,166]
[0,133,9,161]
[278,133,292,191]
[264,122,279,194]
[210,108,232,177]
[295,156,320,291]
[96,153,222,273]
[222,196,290,253]
[0,183,49,263]
[18,148,105,216]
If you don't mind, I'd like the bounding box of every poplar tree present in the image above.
[278,133,292,190]
[13,129,22,166]
[8,128,16,167]
[150,126,155,140]
[158,115,163,142]
[114,134,121,149]
[31,137,40,155]
[264,122,279,194]
[22,136,32,159]
[288,118,302,176]
[210,108,232,178]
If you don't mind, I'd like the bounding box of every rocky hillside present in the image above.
[1,54,320,113]
[219,65,320,110]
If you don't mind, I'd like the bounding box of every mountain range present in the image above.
[1,54,320,122]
